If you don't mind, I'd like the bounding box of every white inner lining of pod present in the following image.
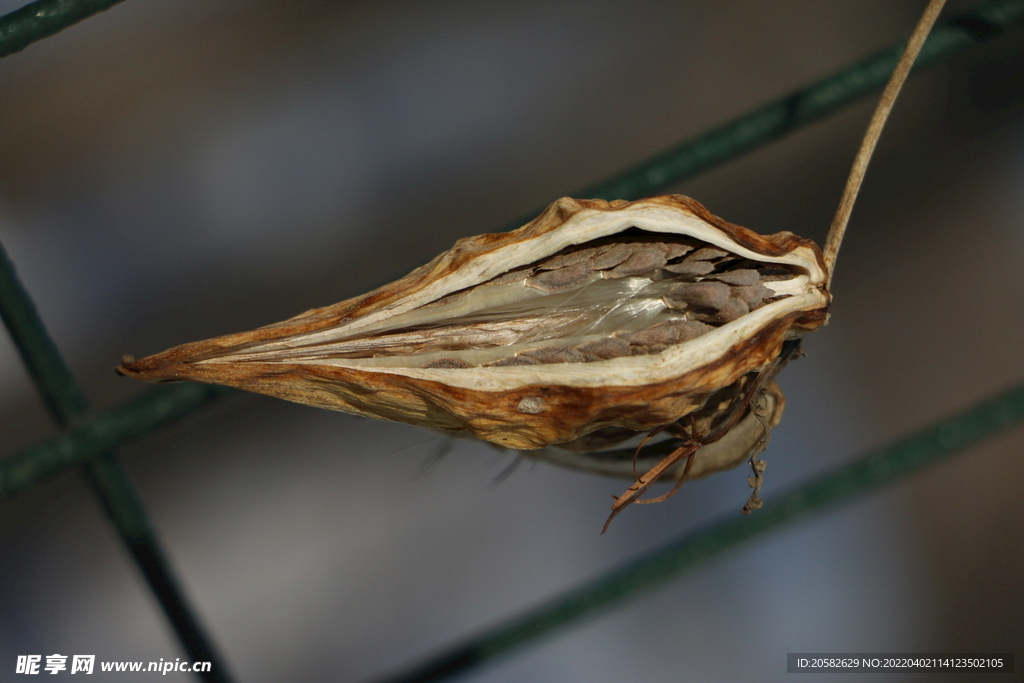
[201,203,827,390]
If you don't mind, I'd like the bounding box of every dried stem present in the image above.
[823,0,947,285]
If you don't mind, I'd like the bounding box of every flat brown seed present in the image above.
[664,281,731,310]
[710,297,750,323]
[528,261,592,291]
[733,283,774,309]
[665,319,715,341]
[488,268,533,285]
[662,295,687,311]
[620,320,714,347]
[485,355,541,367]
[577,337,632,360]
[590,243,635,270]
[689,246,730,261]
[642,343,668,355]
[663,260,715,277]
[522,346,588,364]
[617,324,679,347]
[607,244,668,277]
[664,243,695,261]
[538,248,596,270]
[422,357,471,369]
[711,269,760,286]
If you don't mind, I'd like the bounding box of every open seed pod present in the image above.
[119,195,829,455]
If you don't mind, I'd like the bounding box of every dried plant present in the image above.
[118,0,947,530]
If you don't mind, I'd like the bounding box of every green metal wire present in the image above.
[0,0,127,58]
[556,0,1024,206]
[1,3,231,676]
[0,246,233,679]
[0,381,231,502]
[372,382,1024,683]
[0,252,89,422]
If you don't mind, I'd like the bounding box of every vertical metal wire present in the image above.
[0,242,233,683]
[1,3,233,676]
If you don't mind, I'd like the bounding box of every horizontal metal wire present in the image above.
[0,382,231,502]
[519,0,1024,218]
[371,382,1024,683]
[0,0,127,58]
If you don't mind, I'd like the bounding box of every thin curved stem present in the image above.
[824,0,948,285]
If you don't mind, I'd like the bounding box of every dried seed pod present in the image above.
[118,195,829,452]
[115,0,945,530]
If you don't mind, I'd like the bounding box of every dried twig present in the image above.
[824,0,948,284]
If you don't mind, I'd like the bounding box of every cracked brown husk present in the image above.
[119,0,945,530]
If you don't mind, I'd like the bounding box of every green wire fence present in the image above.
[0,242,232,683]
[1,1,1022,682]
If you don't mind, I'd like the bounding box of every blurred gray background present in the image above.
[1,1,1022,681]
